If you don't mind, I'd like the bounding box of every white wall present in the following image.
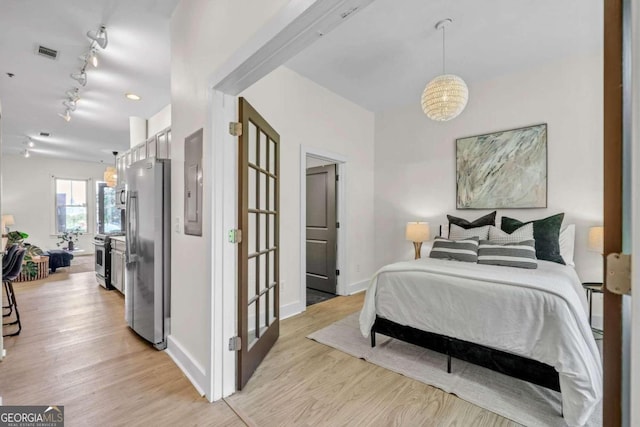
[129,117,147,148]
[148,104,172,136]
[170,0,290,384]
[240,66,375,310]
[374,54,604,313]
[1,154,106,252]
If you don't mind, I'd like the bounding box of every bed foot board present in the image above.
[372,316,560,392]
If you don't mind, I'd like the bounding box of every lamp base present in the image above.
[413,241,423,260]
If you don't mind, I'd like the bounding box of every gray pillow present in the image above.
[478,239,538,269]
[429,237,479,263]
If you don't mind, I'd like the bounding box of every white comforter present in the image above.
[359,258,602,427]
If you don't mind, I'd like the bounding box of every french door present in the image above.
[237,97,280,389]
[603,0,630,425]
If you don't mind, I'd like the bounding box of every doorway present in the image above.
[305,157,339,306]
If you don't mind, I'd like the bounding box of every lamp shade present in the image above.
[104,167,117,188]
[588,226,604,253]
[421,74,469,121]
[2,215,15,227]
[406,222,430,242]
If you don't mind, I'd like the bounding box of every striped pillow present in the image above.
[429,237,479,263]
[449,224,490,240]
[478,240,538,269]
[488,223,534,243]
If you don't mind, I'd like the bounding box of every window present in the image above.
[55,178,88,233]
[96,181,123,234]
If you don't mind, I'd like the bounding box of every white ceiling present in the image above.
[0,0,178,163]
[286,0,603,112]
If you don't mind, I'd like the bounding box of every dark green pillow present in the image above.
[447,211,496,230]
[501,213,565,264]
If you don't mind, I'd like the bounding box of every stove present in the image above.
[94,232,124,289]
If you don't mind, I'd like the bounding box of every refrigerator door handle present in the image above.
[126,191,138,264]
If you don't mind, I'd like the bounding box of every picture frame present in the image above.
[456,123,547,209]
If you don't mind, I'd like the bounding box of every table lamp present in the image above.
[2,214,15,234]
[588,226,604,254]
[406,222,430,259]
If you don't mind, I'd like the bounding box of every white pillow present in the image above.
[559,224,576,267]
[449,223,490,240]
[488,223,534,243]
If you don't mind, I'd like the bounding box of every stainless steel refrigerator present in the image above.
[125,158,171,350]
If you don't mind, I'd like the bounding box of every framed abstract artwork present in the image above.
[456,123,547,209]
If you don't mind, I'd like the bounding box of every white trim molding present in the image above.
[206,0,377,402]
[166,335,207,396]
[346,279,369,295]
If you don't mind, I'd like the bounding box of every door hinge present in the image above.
[336,269,340,276]
[336,222,340,228]
[606,253,631,295]
[229,336,242,351]
[229,122,243,136]
[228,229,242,244]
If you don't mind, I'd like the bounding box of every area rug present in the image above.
[307,313,602,427]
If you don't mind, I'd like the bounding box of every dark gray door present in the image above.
[306,164,337,294]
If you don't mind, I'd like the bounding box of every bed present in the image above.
[359,257,602,427]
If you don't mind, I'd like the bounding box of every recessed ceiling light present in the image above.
[125,93,141,101]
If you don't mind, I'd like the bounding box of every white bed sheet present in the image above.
[359,257,602,427]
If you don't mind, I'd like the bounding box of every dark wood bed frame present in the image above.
[371,316,561,392]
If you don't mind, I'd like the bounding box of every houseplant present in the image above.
[6,230,44,279]
[57,229,81,251]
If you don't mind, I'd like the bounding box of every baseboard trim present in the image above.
[166,335,207,397]
[281,301,304,320]
[346,279,369,295]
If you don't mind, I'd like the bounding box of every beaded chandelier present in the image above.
[421,19,468,121]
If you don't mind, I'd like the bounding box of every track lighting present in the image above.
[58,109,71,122]
[26,138,35,148]
[87,26,108,49]
[63,99,77,111]
[57,26,108,121]
[71,71,87,86]
[23,149,30,158]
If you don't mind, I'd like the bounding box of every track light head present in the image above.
[26,138,35,148]
[63,99,77,111]
[70,71,87,86]
[90,49,98,67]
[87,26,108,49]
[81,49,99,67]
[65,88,80,102]
[23,149,30,158]
[58,109,71,122]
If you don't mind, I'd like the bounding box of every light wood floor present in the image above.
[1,270,517,426]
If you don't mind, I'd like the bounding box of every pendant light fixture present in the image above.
[421,18,469,122]
[104,151,118,187]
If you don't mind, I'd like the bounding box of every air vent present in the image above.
[36,45,58,60]
[39,132,50,137]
